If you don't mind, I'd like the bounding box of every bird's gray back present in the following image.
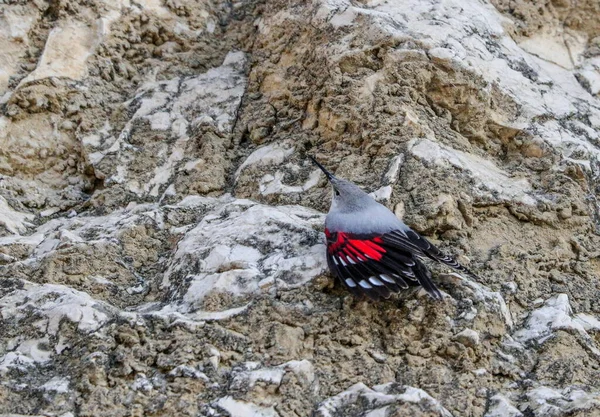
[325,202,407,235]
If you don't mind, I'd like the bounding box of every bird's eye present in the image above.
[334,189,340,196]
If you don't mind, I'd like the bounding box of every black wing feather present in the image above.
[389,230,480,280]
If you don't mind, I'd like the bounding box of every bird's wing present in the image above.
[382,229,479,280]
[325,229,442,300]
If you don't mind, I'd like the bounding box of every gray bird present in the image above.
[310,155,478,301]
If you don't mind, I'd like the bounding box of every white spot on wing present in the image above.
[380,274,395,283]
[359,280,373,289]
[369,276,385,286]
[345,278,357,288]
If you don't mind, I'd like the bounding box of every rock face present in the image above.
[1,0,600,416]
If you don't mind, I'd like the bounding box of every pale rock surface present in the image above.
[0,195,34,235]
[484,394,523,417]
[86,51,247,197]
[1,0,600,415]
[315,383,453,417]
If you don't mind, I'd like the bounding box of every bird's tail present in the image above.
[435,256,480,281]
[420,242,480,281]
[414,259,443,300]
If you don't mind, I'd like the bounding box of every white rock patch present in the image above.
[315,382,453,417]
[514,294,600,357]
[19,21,101,86]
[215,396,280,417]
[410,139,536,205]
[525,386,600,417]
[0,283,115,335]
[0,195,34,235]
[40,376,70,394]
[235,143,295,179]
[485,394,523,417]
[87,51,247,197]
[161,197,327,312]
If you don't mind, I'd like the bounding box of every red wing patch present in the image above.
[325,230,385,262]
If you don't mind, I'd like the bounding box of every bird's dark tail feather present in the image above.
[421,245,480,281]
[437,257,480,281]
[414,259,443,300]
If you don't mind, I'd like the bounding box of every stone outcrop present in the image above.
[1,0,600,416]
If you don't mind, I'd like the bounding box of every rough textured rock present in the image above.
[1,0,600,416]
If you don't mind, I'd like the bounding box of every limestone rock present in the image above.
[1,0,600,415]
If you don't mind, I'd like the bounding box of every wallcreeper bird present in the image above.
[310,156,478,301]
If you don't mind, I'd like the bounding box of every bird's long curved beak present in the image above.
[308,155,334,181]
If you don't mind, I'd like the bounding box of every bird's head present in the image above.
[309,155,373,213]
